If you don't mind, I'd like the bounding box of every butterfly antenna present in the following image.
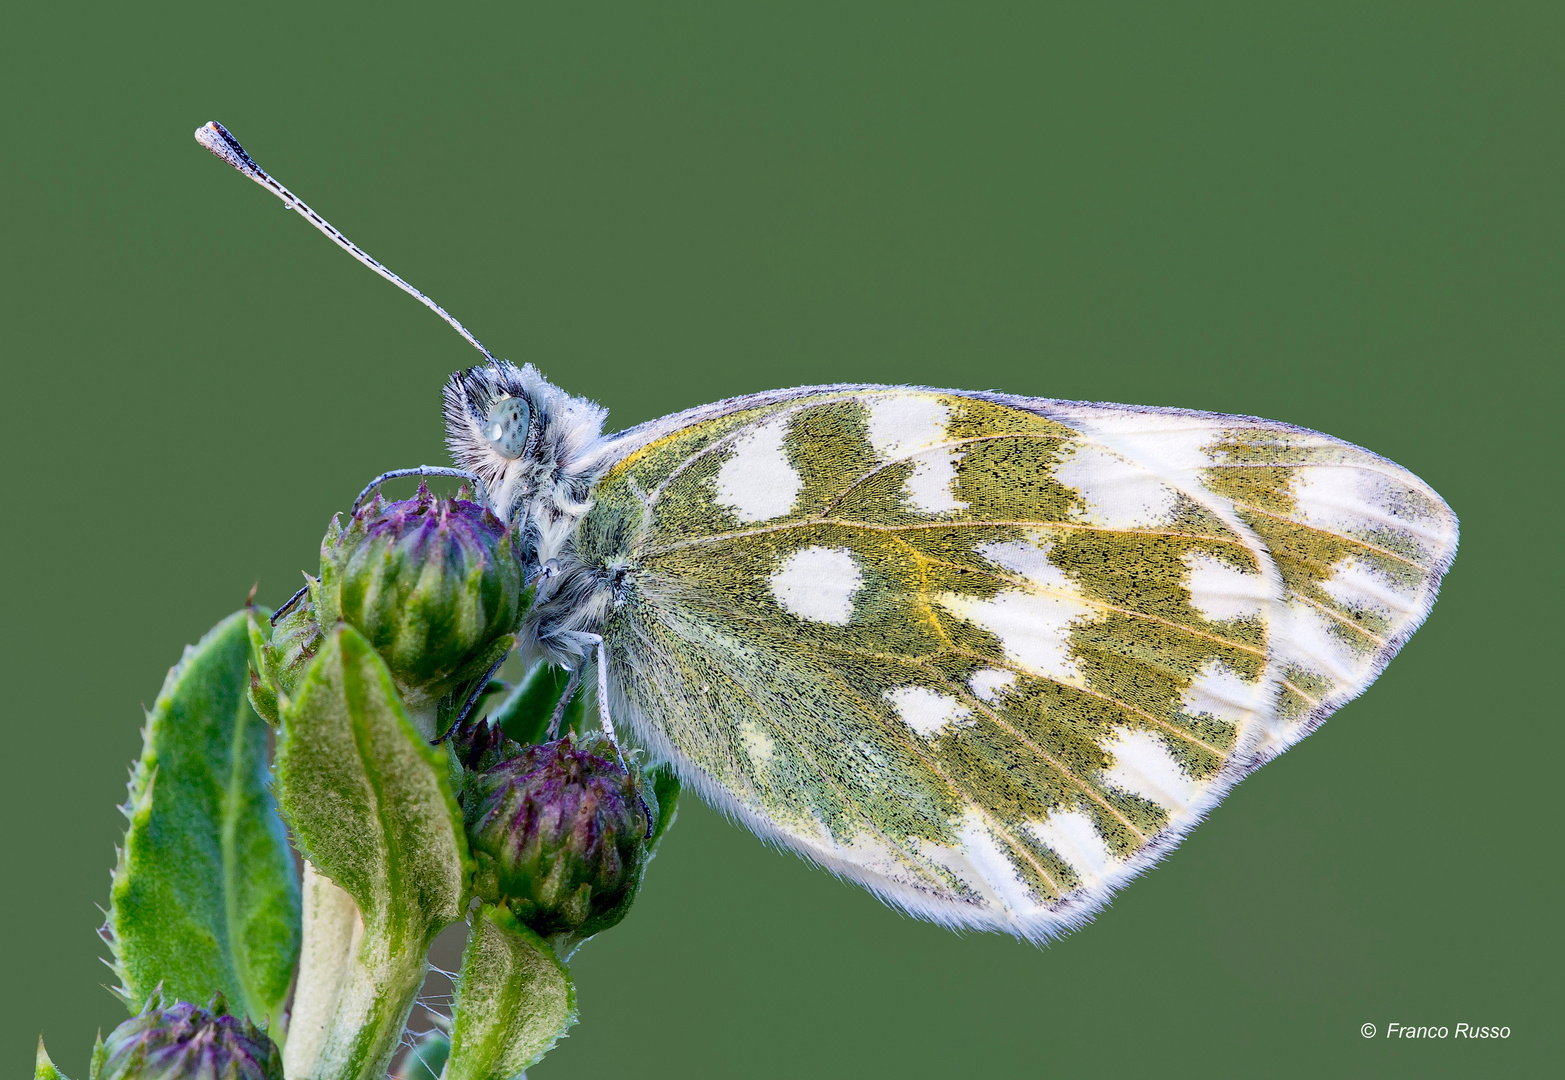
[194,121,497,364]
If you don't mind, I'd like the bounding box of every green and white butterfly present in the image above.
[199,122,1459,942]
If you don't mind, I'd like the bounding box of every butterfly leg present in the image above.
[350,465,491,515]
[270,582,311,625]
[590,635,619,748]
[561,632,628,772]
[580,633,651,835]
[432,652,511,745]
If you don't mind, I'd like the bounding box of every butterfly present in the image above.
[198,122,1459,942]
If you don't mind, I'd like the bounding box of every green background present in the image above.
[3,3,1557,1077]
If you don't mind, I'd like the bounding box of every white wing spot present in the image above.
[1184,549,1268,622]
[904,453,965,513]
[866,395,967,514]
[937,590,1093,685]
[883,686,972,737]
[976,536,1076,592]
[1272,599,1365,686]
[738,720,776,767]
[1319,556,1420,618]
[1100,727,1204,816]
[1181,660,1265,728]
[967,668,1016,702]
[769,546,863,625]
[956,812,1045,915]
[1289,465,1392,533]
[1029,811,1118,887]
[714,414,801,522]
[825,831,911,882]
[1055,443,1178,527]
[866,394,950,457]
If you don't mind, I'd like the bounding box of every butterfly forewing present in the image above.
[581,389,1457,938]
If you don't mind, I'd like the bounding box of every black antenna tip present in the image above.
[194,121,261,177]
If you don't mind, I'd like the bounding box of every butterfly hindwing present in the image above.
[578,388,1457,939]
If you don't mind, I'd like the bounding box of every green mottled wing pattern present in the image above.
[576,389,1456,939]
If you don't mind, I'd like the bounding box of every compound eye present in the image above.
[482,396,531,458]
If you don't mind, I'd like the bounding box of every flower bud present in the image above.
[448,715,522,779]
[248,590,325,724]
[318,484,524,705]
[464,736,653,938]
[96,996,282,1080]
[263,591,323,696]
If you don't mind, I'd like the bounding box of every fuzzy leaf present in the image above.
[275,623,468,934]
[444,904,575,1080]
[107,610,300,1031]
[274,624,469,1080]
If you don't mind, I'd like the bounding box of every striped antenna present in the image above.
[194,121,496,363]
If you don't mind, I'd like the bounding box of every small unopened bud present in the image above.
[248,589,325,724]
[264,591,323,695]
[464,736,653,937]
[97,996,282,1080]
[318,483,524,705]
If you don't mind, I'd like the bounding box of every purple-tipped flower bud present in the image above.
[464,736,653,937]
[97,996,282,1080]
[319,484,524,703]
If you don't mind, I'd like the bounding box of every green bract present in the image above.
[464,736,653,939]
[317,484,524,711]
[448,715,524,781]
[274,624,470,1080]
[443,905,575,1080]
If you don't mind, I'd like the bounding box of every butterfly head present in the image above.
[444,360,610,570]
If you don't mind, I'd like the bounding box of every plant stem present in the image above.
[284,864,359,1079]
[284,862,431,1080]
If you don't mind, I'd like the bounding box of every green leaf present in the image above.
[648,764,681,856]
[274,624,470,1080]
[106,610,300,1033]
[36,1038,70,1080]
[444,904,576,1080]
[490,662,582,746]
